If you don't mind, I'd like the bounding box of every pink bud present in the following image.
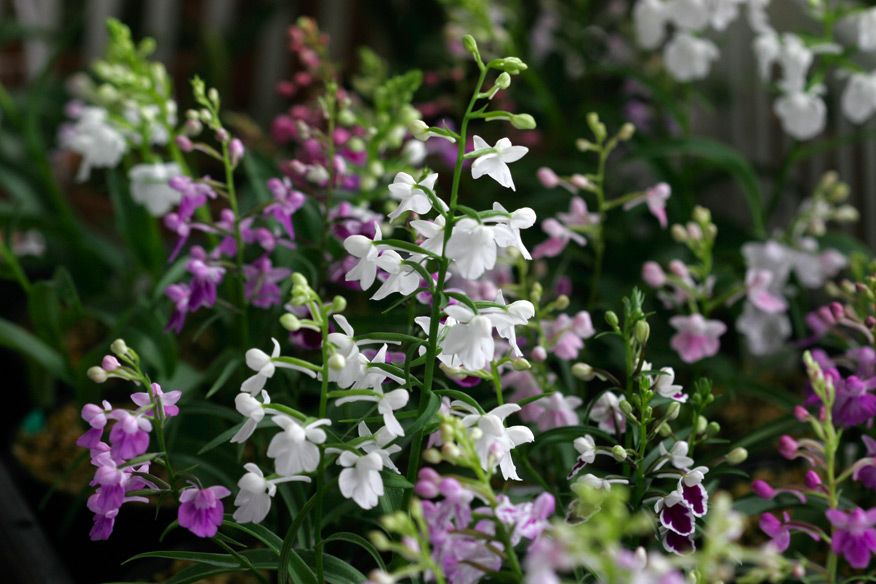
[229,138,245,166]
[867,316,876,329]
[102,356,120,371]
[829,302,845,321]
[668,260,689,278]
[215,128,229,143]
[793,406,810,422]
[642,261,666,288]
[751,479,775,499]
[414,479,439,499]
[569,174,592,190]
[817,305,835,325]
[777,435,798,460]
[531,346,547,362]
[804,470,822,489]
[438,478,464,500]
[537,167,560,189]
[175,135,193,152]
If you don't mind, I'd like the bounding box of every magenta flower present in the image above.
[89,508,118,541]
[853,436,876,491]
[826,507,876,569]
[178,485,231,538]
[186,246,225,311]
[760,511,820,552]
[542,311,594,360]
[265,177,305,240]
[165,283,191,334]
[107,409,152,461]
[642,261,666,287]
[130,383,182,418]
[532,197,597,259]
[832,375,876,428]
[244,255,291,308]
[669,314,726,363]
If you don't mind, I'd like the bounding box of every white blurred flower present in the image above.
[774,88,826,140]
[663,32,719,82]
[634,0,669,49]
[842,72,876,124]
[66,107,127,182]
[128,162,182,216]
[233,463,310,524]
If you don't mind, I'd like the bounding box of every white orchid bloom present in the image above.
[337,451,384,509]
[445,218,498,280]
[663,32,719,82]
[441,305,495,371]
[266,415,330,475]
[358,422,402,474]
[344,225,402,290]
[657,441,695,470]
[461,403,534,480]
[335,386,410,438]
[230,390,270,444]
[242,337,316,394]
[128,162,182,216]
[488,202,536,259]
[633,0,668,50]
[481,291,535,358]
[652,367,687,403]
[470,135,528,190]
[233,463,310,524]
[327,315,369,389]
[410,215,446,255]
[65,106,128,182]
[371,262,422,301]
[387,172,445,219]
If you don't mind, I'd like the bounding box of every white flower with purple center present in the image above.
[655,491,695,537]
[678,466,709,517]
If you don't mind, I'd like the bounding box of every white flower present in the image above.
[128,162,182,216]
[842,72,876,124]
[680,466,709,487]
[576,473,628,490]
[65,107,127,181]
[634,0,668,49]
[774,88,826,140]
[470,135,528,191]
[233,463,310,524]
[573,435,596,467]
[358,422,402,474]
[653,367,687,403]
[446,218,498,279]
[266,415,330,475]
[230,391,270,444]
[461,403,534,480]
[441,306,496,371]
[337,451,384,509]
[344,225,402,290]
[659,441,694,470]
[753,31,780,81]
[387,172,444,220]
[858,8,876,52]
[666,0,710,31]
[481,291,535,358]
[488,203,536,259]
[736,302,792,356]
[327,315,369,389]
[589,391,626,435]
[663,32,719,82]
[410,215,446,255]
[242,337,316,394]
[707,0,744,31]
[336,387,410,438]
[777,34,812,93]
[372,263,422,301]
[401,139,427,165]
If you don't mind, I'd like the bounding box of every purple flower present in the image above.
[542,311,594,360]
[669,314,726,363]
[760,511,820,552]
[165,283,191,333]
[107,410,152,461]
[494,492,555,544]
[853,436,876,490]
[187,247,225,311]
[265,177,305,240]
[130,383,182,418]
[532,197,597,259]
[826,507,876,569]
[655,491,694,536]
[178,485,231,538]
[244,256,290,308]
[833,375,876,428]
[89,508,118,541]
[661,529,694,554]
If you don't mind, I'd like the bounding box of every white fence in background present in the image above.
[4,0,875,248]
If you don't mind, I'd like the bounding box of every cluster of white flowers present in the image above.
[633,0,744,82]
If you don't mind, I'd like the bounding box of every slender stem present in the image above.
[319,84,338,291]
[491,363,503,405]
[315,306,330,583]
[588,147,609,305]
[0,237,32,293]
[138,371,178,498]
[221,141,250,352]
[405,66,488,497]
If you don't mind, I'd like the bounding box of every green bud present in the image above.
[328,353,346,371]
[604,310,619,329]
[611,445,627,462]
[617,123,636,141]
[692,205,711,224]
[280,313,301,331]
[512,358,531,371]
[87,366,108,383]
[463,35,479,57]
[490,57,528,74]
[586,112,606,142]
[337,108,355,126]
[726,447,748,464]
[618,398,634,417]
[554,295,570,310]
[658,422,672,437]
[510,113,536,130]
[531,282,543,303]
[291,272,309,288]
[575,138,597,152]
[369,532,390,550]
[495,72,511,90]
[332,295,347,312]
[571,362,595,381]
[634,320,650,344]
[707,421,721,435]
[111,338,129,357]
[665,401,681,420]
[423,448,442,464]
[695,415,708,435]
[347,137,365,152]
[207,87,220,106]
[670,224,688,242]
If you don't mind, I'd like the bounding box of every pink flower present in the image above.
[746,269,787,313]
[178,485,231,538]
[532,393,582,431]
[532,197,598,259]
[826,507,876,569]
[669,314,726,363]
[542,311,594,360]
[130,383,182,418]
[625,182,671,228]
[107,409,152,461]
[642,261,666,287]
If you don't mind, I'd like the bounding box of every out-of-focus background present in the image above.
[4,0,875,246]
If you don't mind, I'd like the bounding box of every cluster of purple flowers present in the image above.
[163,175,304,332]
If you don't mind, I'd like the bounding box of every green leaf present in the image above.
[284,548,318,584]
[221,517,283,553]
[124,550,239,568]
[0,316,70,383]
[381,472,413,489]
[322,531,386,571]
[299,551,368,584]
[206,357,241,399]
[435,389,484,413]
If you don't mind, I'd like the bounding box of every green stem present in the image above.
[314,306,330,583]
[491,362,503,405]
[221,141,250,352]
[405,65,488,498]
[0,237,32,293]
[588,147,609,305]
[139,371,178,498]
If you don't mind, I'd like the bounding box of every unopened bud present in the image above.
[726,447,748,465]
[531,282,543,303]
[291,273,309,288]
[110,338,129,357]
[658,422,672,437]
[611,445,627,462]
[441,442,460,460]
[512,358,531,371]
[332,295,347,312]
[531,346,548,362]
[618,398,634,417]
[571,362,595,381]
[491,57,527,74]
[617,123,635,141]
[671,224,688,242]
[463,35,479,57]
[423,448,442,464]
[510,113,536,130]
[707,421,721,435]
[328,353,346,371]
[634,320,650,344]
[88,366,108,383]
[665,401,681,420]
[554,295,570,310]
[280,313,301,331]
[695,415,708,435]
[692,205,711,224]
[604,310,619,329]
[494,72,511,90]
